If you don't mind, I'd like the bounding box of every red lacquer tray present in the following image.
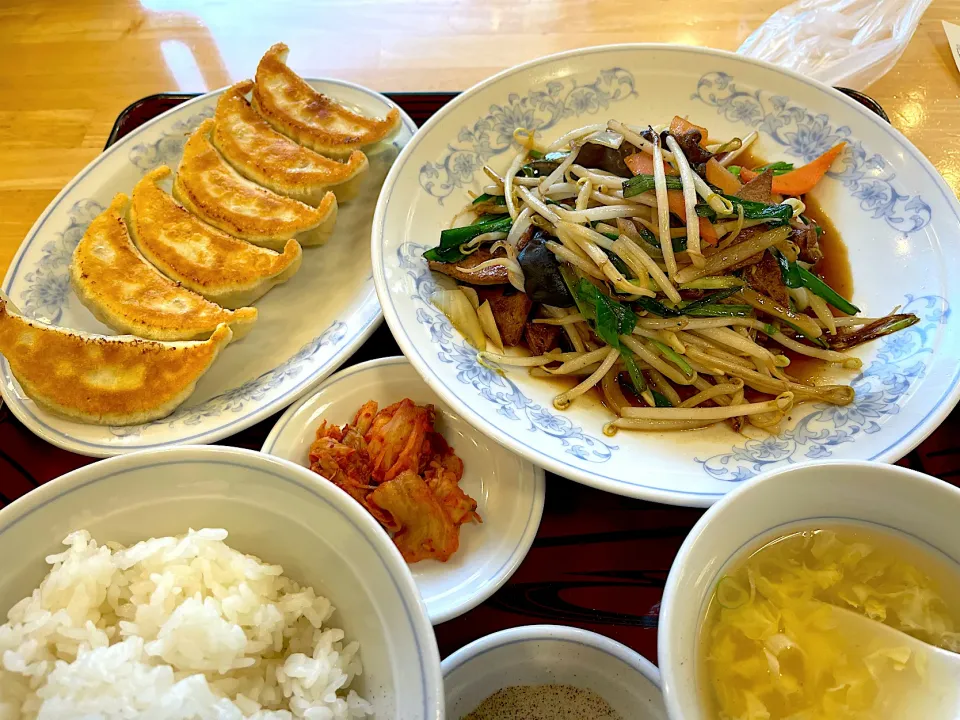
[2,89,955,664]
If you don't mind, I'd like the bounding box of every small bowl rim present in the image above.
[0,444,444,720]
[657,459,960,720]
[262,355,547,625]
[441,624,661,707]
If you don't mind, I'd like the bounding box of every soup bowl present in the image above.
[443,624,667,718]
[658,460,960,719]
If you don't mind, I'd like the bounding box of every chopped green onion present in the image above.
[651,390,673,407]
[698,196,794,224]
[620,349,648,394]
[634,296,683,318]
[679,288,741,314]
[560,265,593,321]
[423,215,513,263]
[781,319,829,348]
[684,304,753,318]
[623,174,683,197]
[601,248,633,278]
[650,339,694,377]
[775,248,860,315]
[472,193,507,206]
[797,266,860,315]
[774,250,803,289]
[679,277,744,291]
[728,166,742,178]
[753,161,794,176]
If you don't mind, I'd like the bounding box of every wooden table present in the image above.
[1,0,959,278]
[2,0,960,678]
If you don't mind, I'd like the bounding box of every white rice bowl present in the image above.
[0,528,371,720]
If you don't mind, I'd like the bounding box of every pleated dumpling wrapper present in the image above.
[173,119,337,250]
[0,298,232,425]
[129,167,302,309]
[70,193,257,342]
[252,43,401,158]
[213,81,368,205]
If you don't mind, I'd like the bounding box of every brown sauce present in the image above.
[737,150,855,383]
[803,194,853,306]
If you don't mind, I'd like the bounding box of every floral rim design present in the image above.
[697,295,949,481]
[18,200,105,324]
[108,321,350,437]
[6,93,380,449]
[693,71,931,233]
[418,68,636,204]
[398,242,617,463]
[128,107,213,172]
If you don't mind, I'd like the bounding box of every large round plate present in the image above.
[1,79,416,457]
[262,356,546,624]
[373,45,960,506]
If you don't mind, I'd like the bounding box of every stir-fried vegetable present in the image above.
[423,215,513,263]
[771,143,847,196]
[775,250,860,315]
[420,118,918,434]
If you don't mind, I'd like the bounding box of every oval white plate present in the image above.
[262,356,546,624]
[1,78,416,457]
[373,44,960,507]
[442,625,666,719]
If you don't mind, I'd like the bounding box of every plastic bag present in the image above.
[738,0,932,90]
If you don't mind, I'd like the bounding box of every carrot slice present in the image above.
[665,190,719,246]
[669,116,709,144]
[706,158,742,195]
[699,217,719,246]
[738,167,758,183]
[666,189,687,218]
[771,143,847,196]
[624,152,678,177]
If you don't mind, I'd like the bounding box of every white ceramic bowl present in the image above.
[262,356,545,624]
[442,625,667,719]
[372,43,960,506]
[0,446,443,719]
[658,460,960,719]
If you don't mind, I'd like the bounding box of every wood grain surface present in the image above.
[1,0,959,278]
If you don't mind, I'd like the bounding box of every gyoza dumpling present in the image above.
[129,167,302,309]
[70,193,257,341]
[213,81,368,204]
[0,298,232,426]
[173,119,338,249]
[252,43,401,158]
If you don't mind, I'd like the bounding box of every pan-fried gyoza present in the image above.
[423,117,918,435]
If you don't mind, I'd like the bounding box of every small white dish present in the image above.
[0,445,443,719]
[262,356,546,624]
[1,77,416,457]
[442,624,667,719]
[658,460,960,720]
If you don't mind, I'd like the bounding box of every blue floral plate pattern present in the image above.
[1,78,416,457]
[373,45,960,507]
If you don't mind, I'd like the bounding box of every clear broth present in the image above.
[698,523,960,719]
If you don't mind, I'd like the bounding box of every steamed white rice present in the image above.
[0,528,372,720]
